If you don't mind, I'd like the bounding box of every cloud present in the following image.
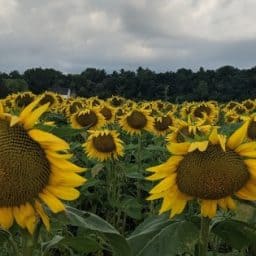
[0,0,256,73]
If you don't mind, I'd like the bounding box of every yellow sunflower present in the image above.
[119,109,154,135]
[0,99,86,234]
[166,116,211,143]
[99,103,116,123]
[70,108,106,130]
[152,114,175,137]
[38,91,58,108]
[84,130,124,161]
[13,92,35,109]
[147,123,256,218]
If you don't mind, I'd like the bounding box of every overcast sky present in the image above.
[1,0,256,73]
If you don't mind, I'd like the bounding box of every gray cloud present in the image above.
[0,0,256,73]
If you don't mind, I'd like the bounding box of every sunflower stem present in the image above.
[198,216,210,256]
[136,134,142,199]
[22,223,41,256]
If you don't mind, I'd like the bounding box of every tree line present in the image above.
[0,65,256,102]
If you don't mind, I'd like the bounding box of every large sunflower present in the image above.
[0,99,86,234]
[119,109,154,135]
[147,123,256,218]
[84,130,124,161]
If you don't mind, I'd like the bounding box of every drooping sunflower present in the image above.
[0,99,86,233]
[119,108,154,135]
[70,108,106,130]
[147,123,256,218]
[14,92,35,109]
[38,91,58,108]
[99,104,116,123]
[242,99,256,113]
[191,102,219,125]
[107,96,126,107]
[152,114,175,137]
[84,130,124,161]
[166,116,211,143]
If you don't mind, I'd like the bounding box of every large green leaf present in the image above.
[128,215,199,256]
[212,219,256,250]
[60,206,132,256]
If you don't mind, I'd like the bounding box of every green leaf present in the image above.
[121,196,143,220]
[128,216,199,256]
[61,206,132,256]
[61,235,101,253]
[41,235,64,253]
[212,219,256,250]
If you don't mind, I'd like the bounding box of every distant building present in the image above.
[51,85,76,98]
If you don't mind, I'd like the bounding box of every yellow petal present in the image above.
[149,174,177,194]
[49,172,86,187]
[244,159,256,178]
[226,197,236,210]
[218,135,226,152]
[146,191,166,200]
[201,200,217,218]
[34,200,50,232]
[188,141,208,152]
[29,129,69,151]
[19,97,41,121]
[13,206,26,228]
[217,198,227,210]
[45,151,73,160]
[170,192,189,217]
[0,208,13,229]
[209,127,219,144]
[227,121,249,150]
[235,142,256,154]
[167,142,190,155]
[39,190,65,213]
[23,103,49,130]
[49,158,86,173]
[47,186,80,200]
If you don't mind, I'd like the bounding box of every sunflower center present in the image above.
[194,105,211,118]
[0,120,50,207]
[247,120,256,140]
[100,107,112,120]
[154,116,172,131]
[127,111,147,129]
[76,111,98,128]
[176,145,249,200]
[92,134,116,153]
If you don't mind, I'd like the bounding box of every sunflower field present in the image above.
[0,91,256,256]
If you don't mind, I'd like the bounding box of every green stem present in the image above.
[198,217,210,256]
[136,134,142,199]
[8,236,20,256]
[23,223,41,256]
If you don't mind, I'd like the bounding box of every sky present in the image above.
[1,0,256,73]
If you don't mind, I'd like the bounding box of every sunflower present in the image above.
[70,108,106,130]
[99,104,116,123]
[0,99,86,233]
[152,114,175,136]
[107,96,126,107]
[84,130,124,161]
[242,99,256,112]
[147,123,256,218]
[65,100,84,116]
[119,109,154,135]
[166,116,211,143]
[38,91,58,108]
[14,92,35,109]
[191,102,219,125]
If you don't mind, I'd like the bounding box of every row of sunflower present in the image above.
[0,91,256,255]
